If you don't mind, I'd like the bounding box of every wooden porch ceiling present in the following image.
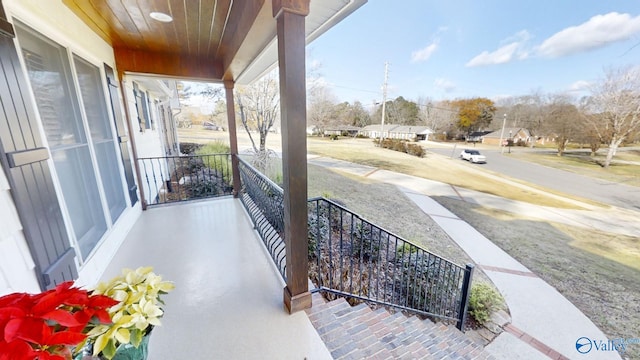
[62,0,367,83]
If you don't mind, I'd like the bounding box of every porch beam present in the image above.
[223,81,241,197]
[273,0,311,313]
[114,48,224,81]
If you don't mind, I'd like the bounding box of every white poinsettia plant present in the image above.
[84,266,175,359]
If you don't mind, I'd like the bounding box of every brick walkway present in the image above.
[306,293,495,360]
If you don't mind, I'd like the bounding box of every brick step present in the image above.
[306,295,494,360]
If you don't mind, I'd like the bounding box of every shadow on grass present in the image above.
[432,195,640,359]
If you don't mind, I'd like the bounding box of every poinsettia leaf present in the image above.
[33,350,53,360]
[63,290,89,307]
[0,339,37,360]
[92,333,109,356]
[42,309,81,327]
[0,307,27,338]
[92,309,113,325]
[101,339,117,360]
[32,292,69,315]
[88,295,119,308]
[4,317,48,343]
[33,349,67,360]
[73,309,91,325]
[130,328,142,347]
[43,330,87,346]
[0,293,27,307]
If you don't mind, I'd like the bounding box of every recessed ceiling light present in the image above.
[150,12,173,23]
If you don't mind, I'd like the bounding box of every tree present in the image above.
[177,81,222,103]
[307,85,337,134]
[372,96,420,125]
[451,98,496,135]
[583,66,640,168]
[236,73,279,155]
[417,98,457,134]
[496,91,547,133]
[208,100,228,129]
[331,101,371,128]
[542,94,582,156]
[347,101,371,127]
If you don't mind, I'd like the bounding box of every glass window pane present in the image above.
[94,141,126,221]
[16,26,85,148]
[73,56,111,140]
[16,22,107,260]
[52,148,107,258]
[73,55,126,222]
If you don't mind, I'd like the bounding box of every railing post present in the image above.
[457,264,474,331]
[224,80,241,197]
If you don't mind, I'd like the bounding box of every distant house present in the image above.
[482,128,532,146]
[323,125,361,137]
[306,125,320,136]
[360,124,433,141]
[466,131,492,143]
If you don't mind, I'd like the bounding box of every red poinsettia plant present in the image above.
[0,281,118,360]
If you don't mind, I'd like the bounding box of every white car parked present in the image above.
[460,149,487,163]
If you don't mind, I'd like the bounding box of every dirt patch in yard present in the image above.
[433,196,640,360]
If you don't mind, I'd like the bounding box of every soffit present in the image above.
[62,0,366,84]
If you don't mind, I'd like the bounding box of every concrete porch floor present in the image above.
[100,198,331,359]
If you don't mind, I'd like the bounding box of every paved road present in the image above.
[425,145,640,211]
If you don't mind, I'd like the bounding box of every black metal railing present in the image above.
[237,158,286,280]
[308,197,474,330]
[138,154,233,206]
[235,159,473,330]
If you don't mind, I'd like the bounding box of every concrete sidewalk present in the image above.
[308,155,626,360]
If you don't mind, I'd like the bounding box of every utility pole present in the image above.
[499,113,506,154]
[380,62,389,141]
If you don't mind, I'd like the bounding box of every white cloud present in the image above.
[434,78,456,92]
[466,30,531,67]
[568,80,591,92]
[538,12,640,57]
[411,42,438,62]
[411,27,449,63]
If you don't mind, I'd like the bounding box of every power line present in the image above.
[328,83,381,95]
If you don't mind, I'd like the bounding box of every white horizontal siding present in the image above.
[0,164,40,296]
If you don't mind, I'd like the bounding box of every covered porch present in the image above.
[103,197,332,358]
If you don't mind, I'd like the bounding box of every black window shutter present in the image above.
[104,65,138,206]
[0,21,77,290]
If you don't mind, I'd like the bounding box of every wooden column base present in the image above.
[283,286,311,313]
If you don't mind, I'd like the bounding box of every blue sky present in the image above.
[307,0,640,105]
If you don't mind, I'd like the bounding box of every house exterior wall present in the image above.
[1,0,143,292]
[0,165,41,295]
[124,80,169,207]
[482,137,504,146]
